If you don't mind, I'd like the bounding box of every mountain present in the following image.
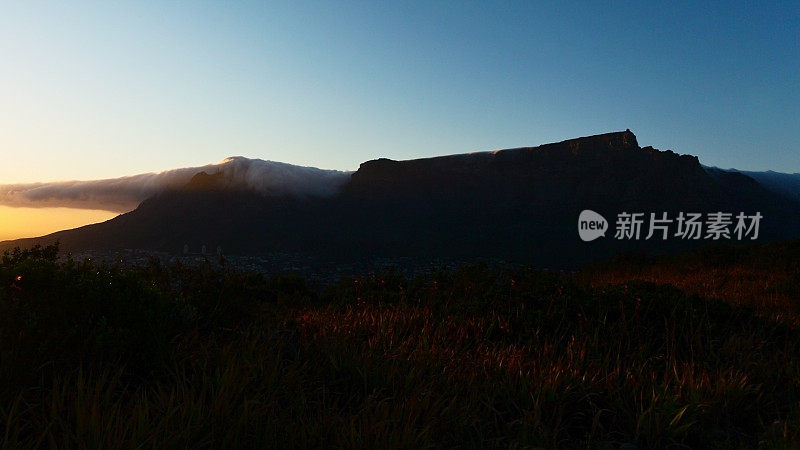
[4,130,800,270]
[703,167,800,203]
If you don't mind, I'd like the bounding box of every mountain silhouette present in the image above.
[706,167,800,203]
[4,130,800,269]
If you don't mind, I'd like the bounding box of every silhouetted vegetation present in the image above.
[1,242,799,448]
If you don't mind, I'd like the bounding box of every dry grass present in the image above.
[1,242,799,448]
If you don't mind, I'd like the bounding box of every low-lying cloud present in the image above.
[0,157,353,213]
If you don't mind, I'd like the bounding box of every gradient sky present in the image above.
[1,1,798,186]
[0,206,116,241]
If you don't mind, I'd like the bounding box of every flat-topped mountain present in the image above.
[4,130,799,269]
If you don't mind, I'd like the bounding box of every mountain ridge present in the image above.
[3,130,799,270]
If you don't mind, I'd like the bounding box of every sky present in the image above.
[0,1,798,238]
[0,206,116,242]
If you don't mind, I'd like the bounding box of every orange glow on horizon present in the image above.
[0,206,119,241]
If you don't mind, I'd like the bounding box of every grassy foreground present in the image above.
[1,243,799,448]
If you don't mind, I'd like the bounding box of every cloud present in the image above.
[0,157,353,212]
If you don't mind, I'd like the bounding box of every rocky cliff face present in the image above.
[332,130,798,266]
[345,130,705,205]
[342,130,734,227]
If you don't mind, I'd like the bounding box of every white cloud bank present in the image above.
[0,157,353,212]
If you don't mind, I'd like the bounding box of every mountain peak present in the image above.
[556,129,639,151]
[175,158,352,197]
[185,171,227,191]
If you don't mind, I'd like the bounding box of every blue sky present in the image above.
[1,1,798,183]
